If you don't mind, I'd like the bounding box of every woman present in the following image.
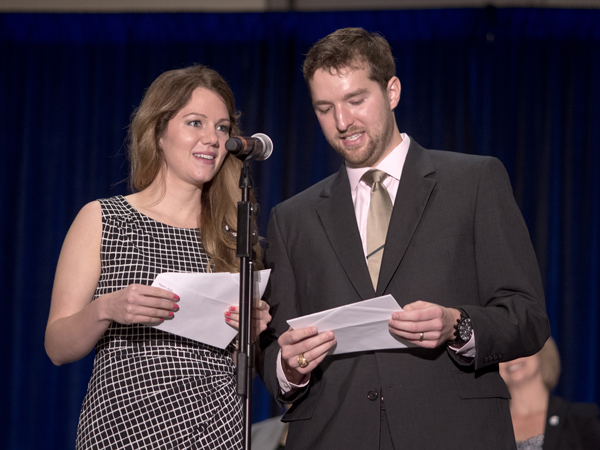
[45,64,270,449]
[500,337,600,450]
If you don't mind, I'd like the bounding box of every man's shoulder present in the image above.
[415,145,506,180]
[425,147,497,167]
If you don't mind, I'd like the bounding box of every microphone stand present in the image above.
[236,158,258,450]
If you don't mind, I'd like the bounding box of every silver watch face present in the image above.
[458,317,472,341]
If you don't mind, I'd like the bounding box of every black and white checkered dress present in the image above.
[75,196,243,450]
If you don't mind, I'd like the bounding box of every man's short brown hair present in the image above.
[303,27,396,92]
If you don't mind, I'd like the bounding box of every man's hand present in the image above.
[278,326,336,385]
[388,301,461,348]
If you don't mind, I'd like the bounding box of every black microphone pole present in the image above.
[235,158,258,450]
[227,133,272,450]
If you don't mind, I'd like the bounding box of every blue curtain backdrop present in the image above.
[1,8,599,449]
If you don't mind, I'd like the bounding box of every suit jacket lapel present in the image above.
[315,165,375,301]
[377,139,437,297]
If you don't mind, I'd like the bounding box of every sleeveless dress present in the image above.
[75,196,242,450]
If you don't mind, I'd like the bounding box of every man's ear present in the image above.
[387,76,401,110]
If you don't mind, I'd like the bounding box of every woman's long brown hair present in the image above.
[127,64,261,272]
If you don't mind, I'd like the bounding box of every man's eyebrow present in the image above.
[342,88,368,101]
[313,88,369,106]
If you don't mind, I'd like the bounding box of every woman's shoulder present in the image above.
[546,395,600,449]
[70,196,137,231]
[549,395,600,419]
[96,195,128,209]
[569,402,600,420]
[73,200,102,228]
[566,401,600,449]
[94,195,137,219]
[60,200,103,257]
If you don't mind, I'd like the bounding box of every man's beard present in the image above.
[328,110,395,168]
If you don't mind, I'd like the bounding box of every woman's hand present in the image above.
[99,284,180,325]
[252,299,272,337]
[225,299,271,339]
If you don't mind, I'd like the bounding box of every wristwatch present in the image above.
[448,308,472,346]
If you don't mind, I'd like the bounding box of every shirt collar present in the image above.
[346,133,410,193]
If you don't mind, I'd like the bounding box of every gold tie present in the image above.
[362,169,393,289]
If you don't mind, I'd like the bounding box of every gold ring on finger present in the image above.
[297,353,309,368]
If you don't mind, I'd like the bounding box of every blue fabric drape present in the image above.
[1,9,599,450]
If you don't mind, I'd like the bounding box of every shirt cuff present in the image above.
[448,331,476,358]
[277,348,310,395]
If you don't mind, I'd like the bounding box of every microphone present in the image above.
[225,133,273,161]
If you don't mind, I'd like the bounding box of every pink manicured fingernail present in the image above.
[229,306,236,312]
[225,318,230,322]
[173,304,180,310]
[225,311,231,317]
[169,312,174,318]
[173,294,180,300]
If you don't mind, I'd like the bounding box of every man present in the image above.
[259,27,550,450]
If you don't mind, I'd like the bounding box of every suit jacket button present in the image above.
[484,356,489,363]
[367,391,378,401]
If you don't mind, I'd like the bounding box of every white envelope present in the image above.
[287,295,412,355]
[151,269,270,349]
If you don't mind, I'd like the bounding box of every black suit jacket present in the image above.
[259,139,550,450]
[543,395,600,450]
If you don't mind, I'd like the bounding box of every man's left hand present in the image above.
[388,301,461,348]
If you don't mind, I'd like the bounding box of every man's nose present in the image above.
[335,106,353,132]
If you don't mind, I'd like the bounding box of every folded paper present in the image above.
[151,269,270,349]
[287,295,412,354]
